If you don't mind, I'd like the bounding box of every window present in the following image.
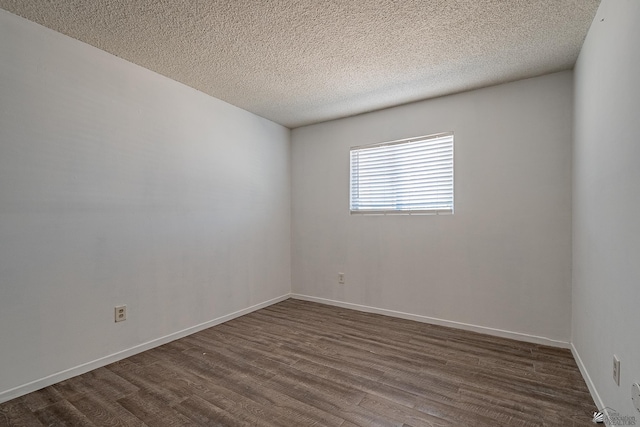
[350,132,454,214]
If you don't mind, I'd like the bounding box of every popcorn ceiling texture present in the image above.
[0,0,599,128]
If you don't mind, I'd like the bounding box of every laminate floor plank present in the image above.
[172,396,237,427]
[155,360,341,427]
[106,362,190,406]
[0,299,596,426]
[67,393,147,427]
[115,390,195,426]
[17,387,67,412]
[0,402,45,427]
[292,355,501,427]
[33,399,97,427]
[150,354,320,427]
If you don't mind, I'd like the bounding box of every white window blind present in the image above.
[350,132,454,214]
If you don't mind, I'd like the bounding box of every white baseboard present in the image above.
[571,343,605,411]
[290,294,570,349]
[2,293,576,405]
[0,293,291,404]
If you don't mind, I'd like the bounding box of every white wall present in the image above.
[292,72,573,345]
[0,10,290,401]
[572,0,640,417]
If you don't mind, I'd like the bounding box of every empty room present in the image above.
[1,0,638,426]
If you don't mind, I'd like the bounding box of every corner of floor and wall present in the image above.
[569,0,640,420]
[289,0,640,420]
[0,7,292,403]
[1,0,639,421]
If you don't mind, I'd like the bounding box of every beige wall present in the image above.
[0,10,291,401]
[572,0,640,416]
[292,71,574,345]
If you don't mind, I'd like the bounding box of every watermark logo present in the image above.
[593,407,636,425]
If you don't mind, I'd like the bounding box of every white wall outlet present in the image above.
[613,355,621,386]
[115,305,127,322]
[632,383,640,414]
[338,273,345,284]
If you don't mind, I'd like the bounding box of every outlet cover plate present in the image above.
[632,383,640,413]
[115,305,127,322]
[613,355,621,386]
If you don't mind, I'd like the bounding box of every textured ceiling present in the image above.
[0,0,600,128]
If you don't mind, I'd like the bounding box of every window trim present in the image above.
[349,132,454,215]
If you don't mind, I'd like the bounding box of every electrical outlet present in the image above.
[115,305,127,322]
[632,383,640,414]
[613,355,621,386]
[338,273,345,284]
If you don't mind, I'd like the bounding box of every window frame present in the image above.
[349,132,454,215]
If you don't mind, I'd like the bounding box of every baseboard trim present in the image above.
[571,343,605,412]
[0,293,291,404]
[290,294,570,349]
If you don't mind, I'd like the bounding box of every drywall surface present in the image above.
[572,0,640,418]
[0,10,290,399]
[292,72,573,344]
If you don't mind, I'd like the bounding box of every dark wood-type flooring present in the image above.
[0,299,596,426]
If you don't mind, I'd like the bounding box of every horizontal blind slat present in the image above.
[354,145,453,162]
[354,155,453,171]
[355,151,451,165]
[354,169,453,180]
